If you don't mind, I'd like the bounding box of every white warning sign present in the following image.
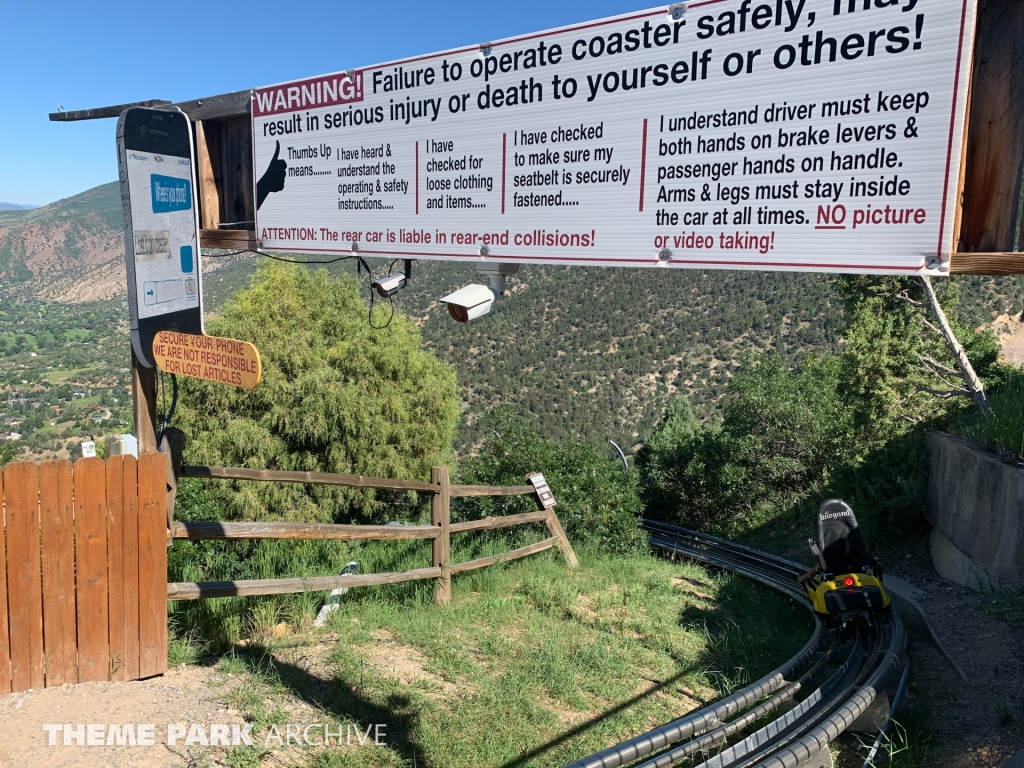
[252,0,976,274]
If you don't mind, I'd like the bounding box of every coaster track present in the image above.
[563,520,906,768]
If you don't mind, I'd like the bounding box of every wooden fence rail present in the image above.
[0,456,574,696]
[0,456,168,695]
[171,463,578,604]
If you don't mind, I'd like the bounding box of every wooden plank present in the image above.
[449,484,534,498]
[431,467,451,605]
[173,90,252,122]
[544,510,580,569]
[199,229,258,251]
[39,460,77,687]
[0,466,11,694]
[4,462,44,692]
[449,537,559,575]
[132,348,159,455]
[172,521,440,541]
[74,457,109,682]
[948,252,1024,275]
[218,117,255,224]
[48,99,171,122]
[181,464,437,492]
[957,0,1024,253]
[194,121,222,231]
[167,566,442,600]
[105,457,127,681]
[138,453,168,678]
[119,455,141,681]
[449,510,550,534]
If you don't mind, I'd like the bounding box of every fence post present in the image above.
[431,466,451,605]
[544,510,579,569]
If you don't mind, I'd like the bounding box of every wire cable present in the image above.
[156,372,178,448]
[200,247,398,327]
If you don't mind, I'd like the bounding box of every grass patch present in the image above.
[953,367,1024,462]
[171,548,811,767]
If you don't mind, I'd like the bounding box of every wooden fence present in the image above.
[170,464,578,604]
[0,455,168,695]
[0,454,575,695]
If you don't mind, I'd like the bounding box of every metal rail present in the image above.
[562,520,905,768]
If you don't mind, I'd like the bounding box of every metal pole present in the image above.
[608,440,628,470]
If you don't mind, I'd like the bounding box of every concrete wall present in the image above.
[925,431,1024,588]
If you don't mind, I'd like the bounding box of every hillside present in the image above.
[2,182,1023,456]
[0,182,123,294]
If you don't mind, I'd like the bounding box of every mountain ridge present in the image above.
[2,182,1022,452]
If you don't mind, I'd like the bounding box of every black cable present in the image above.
[198,247,396,327]
[156,373,178,448]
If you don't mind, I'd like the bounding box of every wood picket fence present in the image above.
[0,455,168,694]
[0,453,574,697]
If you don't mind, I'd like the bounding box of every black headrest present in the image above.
[816,499,871,574]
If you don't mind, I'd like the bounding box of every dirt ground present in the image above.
[886,551,1024,768]
[0,664,247,767]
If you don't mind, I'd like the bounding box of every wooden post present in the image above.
[955,0,1024,255]
[544,510,579,569]
[431,466,451,605]
[160,427,186,544]
[131,348,158,455]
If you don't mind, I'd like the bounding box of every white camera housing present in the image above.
[372,272,407,297]
[440,284,495,322]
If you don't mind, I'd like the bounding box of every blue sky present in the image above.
[1,0,650,206]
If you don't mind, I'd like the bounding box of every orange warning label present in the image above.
[152,331,262,390]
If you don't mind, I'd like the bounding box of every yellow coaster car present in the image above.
[800,499,891,621]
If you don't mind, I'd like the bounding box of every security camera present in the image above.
[440,284,495,323]
[372,273,406,297]
[476,262,519,297]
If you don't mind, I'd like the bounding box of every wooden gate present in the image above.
[0,454,168,694]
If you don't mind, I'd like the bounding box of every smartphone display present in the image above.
[116,107,203,366]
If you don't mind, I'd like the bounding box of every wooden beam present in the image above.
[167,566,442,600]
[180,464,438,493]
[172,520,439,541]
[431,467,451,605]
[193,121,222,231]
[174,90,252,122]
[957,0,1024,253]
[449,510,550,534]
[449,484,535,498]
[48,100,171,122]
[544,510,580,569]
[949,252,1024,275]
[199,229,259,252]
[449,537,558,575]
[131,349,158,455]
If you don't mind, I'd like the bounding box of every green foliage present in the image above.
[0,442,18,466]
[176,262,460,524]
[638,354,851,531]
[953,366,1024,461]
[458,408,646,554]
[837,276,1000,448]
[640,276,1011,541]
[202,257,853,451]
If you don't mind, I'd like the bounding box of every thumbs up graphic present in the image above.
[256,140,287,210]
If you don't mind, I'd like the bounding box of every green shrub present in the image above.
[639,277,1010,542]
[175,262,460,525]
[953,366,1024,461]
[458,409,646,555]
[638,354,853,532]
